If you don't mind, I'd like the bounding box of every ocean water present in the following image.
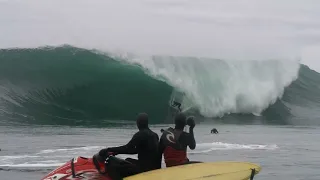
[1,124,319,180]
[1,1,320,179]
[1,46,320,179]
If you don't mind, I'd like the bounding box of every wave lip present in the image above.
[122,55,300,117]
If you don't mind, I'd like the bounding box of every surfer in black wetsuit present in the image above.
[158,113,200,167]
[99,113,160,180]
[211,128,218,134]
[172,101,182,111]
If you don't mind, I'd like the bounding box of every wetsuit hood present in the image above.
[136,113,149,130]
[174,113,187,130]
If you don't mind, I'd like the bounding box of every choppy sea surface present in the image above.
[1,124,319,180]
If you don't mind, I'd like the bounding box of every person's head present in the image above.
[174,113,187,130]
[136,113,149,130]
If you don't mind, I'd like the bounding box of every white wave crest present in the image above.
[190,142,278,154]
[117,54,300,117]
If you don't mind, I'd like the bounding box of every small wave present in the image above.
[190,142,278,154]
[0,163,64,168]
[0,167,54,172]
[0,155,40,160]
[0,146,104,168]
[0,143,277,168]
[37,146,103,154]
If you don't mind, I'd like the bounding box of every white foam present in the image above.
[0,143,277,168]
[117,55,300,117]
[0,146,103,168]
[190,142,278,154]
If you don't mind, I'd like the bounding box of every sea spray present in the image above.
[117,54,300,117]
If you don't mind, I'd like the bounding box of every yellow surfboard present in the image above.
[124,161,261,180]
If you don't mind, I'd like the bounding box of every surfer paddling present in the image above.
[211,128,218,134]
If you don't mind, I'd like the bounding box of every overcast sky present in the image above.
[1,0,320,71]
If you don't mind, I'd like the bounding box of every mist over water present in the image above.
[1,0,320,63]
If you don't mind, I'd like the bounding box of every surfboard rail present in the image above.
[124,161,262,180]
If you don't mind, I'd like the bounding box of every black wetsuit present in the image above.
[158,127,198,167]
[172,101,182,111]
[106,128,160,179]
[211,128,219,134]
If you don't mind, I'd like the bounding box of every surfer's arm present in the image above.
[108,133,140,154]
[157,137,165,168]
[158,134,165,153]
[158,137,165,154]
[187,129,196,150]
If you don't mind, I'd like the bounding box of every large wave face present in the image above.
[0,46,173,125]
[1,46,319,126]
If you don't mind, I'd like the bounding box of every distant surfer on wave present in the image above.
[172,101,182,111]
[158,113,200,167]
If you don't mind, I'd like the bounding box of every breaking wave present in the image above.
[0,45,319,125]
